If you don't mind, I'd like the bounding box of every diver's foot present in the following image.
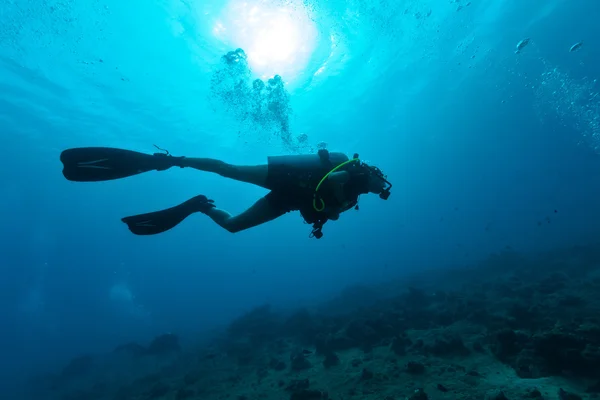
[183,195,216,214]
[152,153,186,171]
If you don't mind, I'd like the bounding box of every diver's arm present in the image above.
[328,171,350,184]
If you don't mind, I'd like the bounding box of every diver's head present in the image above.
[353,157,391,200]
[368,173,387,194]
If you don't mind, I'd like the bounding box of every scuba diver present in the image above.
[59,147,392,238]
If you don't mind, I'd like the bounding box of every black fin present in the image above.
[60,147,167,182]
[121,195,215,235]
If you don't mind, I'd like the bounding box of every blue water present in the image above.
[1,0,599,395]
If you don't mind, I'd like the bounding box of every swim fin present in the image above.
[60,147,185,182]
[121,195,215,235]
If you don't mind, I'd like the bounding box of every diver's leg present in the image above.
[181,158,269,189]
[205,196,285,233]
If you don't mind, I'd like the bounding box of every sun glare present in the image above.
[213,0,317,81]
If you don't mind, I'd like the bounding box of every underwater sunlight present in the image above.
[212,0,318,81]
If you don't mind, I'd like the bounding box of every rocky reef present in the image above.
[23,243,600,400]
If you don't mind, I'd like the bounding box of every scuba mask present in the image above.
[366,164,393,200]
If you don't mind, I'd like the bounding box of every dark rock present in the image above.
[360,368,373,380]
[466,308,491,325]
[582,344,600,364]
[146,333,180,356]
[507,303,537,329]
[183,373,198,386]
[586,381,600,393]
[577,322,600,338]
[114,385,135,400]
[290,353,311,371]
[290,389,323,400]
[113,342,146,357]
[532,331,599,377]
[428,335,470,357]
[91,382,108,396]
[328,333,357,351]
[256,367,268,382]
[147,382,170,399]
[283,309,313,334]
[433,311,456,326]
[345,320,379,351]
[406,361,425,374]
[351,359,362,367]
[323,284,383,314]
[314,334,330,355]
[406,287,430,307]
[491,329,523,362]
[61,389,102,400]
[557,294,584,307]
[473,341,485,352]
[513,349,541,378]
[176,388,194,400]
[489,391,508,400]
[61,355,94,378]
[558,388,582,400]
[526,388,543,398]
[269,358,286,371]
[133,373,161,386]
[467,370,481,377]
[226,340,256,366]
[537,273,567,294]
[365,318,397,338]
[228,304,279,342]
[283,309,319,344]
[408,388,428,400]
[390,334,412,356]
[285,379,310,392]
[226,374,242,385]
[437,384,448,392]
[272,338,288,354]
[323,352,339,368]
